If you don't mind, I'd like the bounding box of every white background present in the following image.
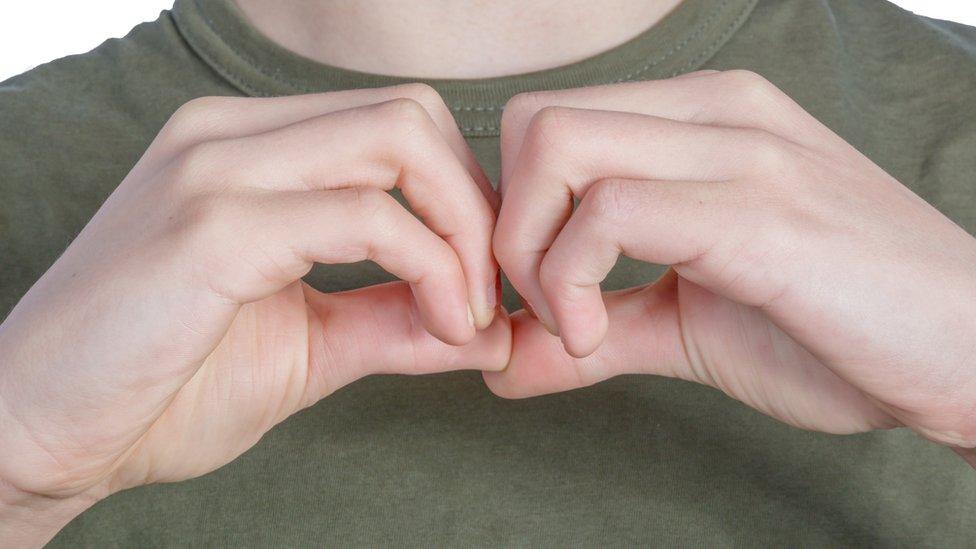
[1,0,976,82]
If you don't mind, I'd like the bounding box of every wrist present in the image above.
[0,478,104,548]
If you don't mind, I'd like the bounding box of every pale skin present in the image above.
[2,1,975,546]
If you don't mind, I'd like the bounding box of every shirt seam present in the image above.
[457,1,752,134]
[174,0,754,136]
[168,12,277,99]
[186,0,748,113]
[612,0,731,84]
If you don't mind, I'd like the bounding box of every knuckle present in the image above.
[584,179,634,226]
[349,186,395,219]
[348,188,404,242]
[165,96,228,135]
[395,82,446,112]
[501,91,548,130]
[719,69,787,112]
[178,192,238,243]
[537,253,566,290]
[377,97,437,147]
[721,69,774,93]
[491,224,519,271]
[722,201,805,304]
[397,82,439,100]
[517,106,579,167]
[166,139,227,185]
[384,96,433,127]
[179,193,287,303]
[742,130,795,175]
[394,83,463,142]
[527,105,574,145]
[464,204,496,248]
[430,241,461,276]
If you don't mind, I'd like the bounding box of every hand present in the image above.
[488,70,976,464]
[0,84,509,543]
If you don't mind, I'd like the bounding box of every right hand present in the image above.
[0,84,508,519]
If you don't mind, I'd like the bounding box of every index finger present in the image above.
[499,70,828,191]
[194,99,500,329]
[150,83,498,210]
[494,106,760,339]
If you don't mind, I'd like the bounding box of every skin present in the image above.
[235,0,683,78]
[488,69,976,460]
[2,2,976,546]
[0,84,510,544]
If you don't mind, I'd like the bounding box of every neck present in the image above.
[233,0,683,79]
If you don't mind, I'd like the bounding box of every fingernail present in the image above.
[540,317,560,337]
[486,283,497,311]
[521,298,559,336]
[467,303,475,328]
[536,305,560,337]
[489,271,501,309]
[470,272,502,330]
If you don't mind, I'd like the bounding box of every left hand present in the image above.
[487,70,976,463]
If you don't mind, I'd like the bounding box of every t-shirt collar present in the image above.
[171,0,757,136]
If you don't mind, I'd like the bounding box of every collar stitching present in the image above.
[188,0,750,113]
[614,0,731,84]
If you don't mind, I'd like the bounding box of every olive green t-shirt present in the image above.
[2,0,976,545]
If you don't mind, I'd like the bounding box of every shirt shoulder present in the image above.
[0,9,237,174]
[0,10,238,317]
[713,0,976,229]
[822,1,976,214]
[732,0,976,105]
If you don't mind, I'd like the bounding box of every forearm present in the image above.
[0,479,102,548]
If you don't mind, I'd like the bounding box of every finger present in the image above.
[152,84,497,209]
[186,98,498,329]
[195,187,476,345]
[484,282,688,398]
[671,69,721,79]
[301,281,511,405]
[494,107,771,335]
[539,179,741,357]
[484,277,895,434]
[500,70,828,188]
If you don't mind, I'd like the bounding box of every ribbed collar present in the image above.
[172,0,756,136]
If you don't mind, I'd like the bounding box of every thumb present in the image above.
[485,273,895,435]
[301,280,511,405]
[484,275,688,399]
